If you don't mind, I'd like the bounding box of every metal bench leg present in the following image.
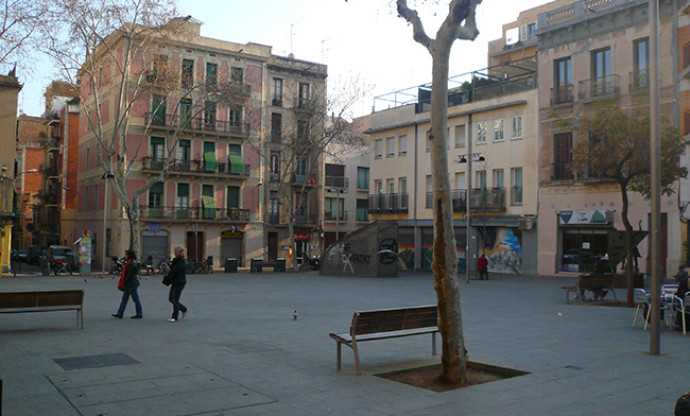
[644,305,651,331]
[633,304,641,327]
[432,332,437,356]
[336,342,342,370]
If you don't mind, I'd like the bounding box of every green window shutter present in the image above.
[228,144,243,174]
[202,194,216,219]
[227,186,240,208]
[203,142,217,172]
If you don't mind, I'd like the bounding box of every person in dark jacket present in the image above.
[674,265,689,331]
[167,246,188,322]
[477,254,489,280]
[112,249,143,319]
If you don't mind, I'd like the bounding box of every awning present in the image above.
[201,195,216,209]
[228,154,244,174]
[204,151,217,172]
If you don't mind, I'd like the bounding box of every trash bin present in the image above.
[251,258,263,273]
[458,257,466,274]
[276,258,286,272]
[224,258,238,273]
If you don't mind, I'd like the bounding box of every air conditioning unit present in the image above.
[518,217,535,231]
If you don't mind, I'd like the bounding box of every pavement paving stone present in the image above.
[0,271,688,415]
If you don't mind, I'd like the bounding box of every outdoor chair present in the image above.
[672,295,686,335]
[633,288,651,329]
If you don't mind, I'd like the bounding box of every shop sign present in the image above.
[559,210,611,225]
[148,223,162,233]
[294,232,310,241]
[281,245,291,250]
[221,231,243,239]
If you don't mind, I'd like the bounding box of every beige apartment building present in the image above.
[678,2,690,263]
[535,0,681,276]
[368,61,539,274]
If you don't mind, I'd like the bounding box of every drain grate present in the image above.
[53,353,140,371]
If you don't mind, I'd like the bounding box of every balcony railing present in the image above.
[295,212,319,225]
[139,206,250,223]
[39,163,59,177]
[368,193,409,214]
[141,158,250,179]
[578,74,620,101]
[144,112,250,138]
[629,69,649,93]
[292,173,317,186]
[325,175,348,188]
[324,210,348,221]
[468,188,506,212]
[426,190,468,212]
[551,84,574,105]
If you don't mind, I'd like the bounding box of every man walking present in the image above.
[167,246,188,322]
[477,254,489,280]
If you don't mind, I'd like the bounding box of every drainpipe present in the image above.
[413,122,421,271]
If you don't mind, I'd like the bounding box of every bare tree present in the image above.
[396,0,481,383]
[0,0,48,67]
[39,1,249,256]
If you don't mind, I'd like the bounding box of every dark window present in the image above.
[177,139,190,163]
[271,113,282,142]
[148,182,163,208]
[231,67,243,82]
[179,98,192,126]
[151,137,165,160]
[272,78,283,106]
[527,22,537,40]
[553,133,573,180]
[151,94,166,126]
[269,191,279,223]
[356,199,369,222]
[204,101,216,130]
[270,151,280,181]
[296,158,308,176]
[591,48,611,79]
[633,38,649,90]
[298,83,310,107]
[229,106,242,127]
[297,120,309,140]
[227,186,240,208]
[357,167,369,190]
[181,59,194,88]
[206,63,218,86]
[553,57,572,104]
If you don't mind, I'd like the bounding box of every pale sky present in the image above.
[16,0,554,118]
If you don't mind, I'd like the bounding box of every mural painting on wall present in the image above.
[398,228,415,271]
[481,227,522,274]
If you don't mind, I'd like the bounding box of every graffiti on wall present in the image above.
[481,227,522,274]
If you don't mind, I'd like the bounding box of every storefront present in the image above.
[220,230,243,266]
[558,210,614,273]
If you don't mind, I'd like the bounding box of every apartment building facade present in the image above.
[678,2,690,262]
[368,62,539,274]
[14,115,44,249]
[535,0,681,276]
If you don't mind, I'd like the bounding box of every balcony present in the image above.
[266,212,280,224]
[269,172,281,183]
[295,212,319,225]
[324,210,348,222]
[141,158,250,180]
[368,193,409,214]
[629,69,649,93]
[577,74,620,102]
[293,97,319,113]
[139,206,250,223]
[551,84,573,106]
[39,163,59,177]
[552,162,574,181]
[36,190,59,206]
[426,190,468,212]
[325,175,348,189]
[292,173,317,187]
[144,112,250,139]
[468,188,506,212]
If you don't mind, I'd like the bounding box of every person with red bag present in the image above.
[112,249,143,319]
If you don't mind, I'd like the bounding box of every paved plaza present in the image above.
[0,270,687,415]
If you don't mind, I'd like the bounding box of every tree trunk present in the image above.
[288,218,297,272]
[430,48,467,384]
[620,185,634,307]
[125,203,141,257]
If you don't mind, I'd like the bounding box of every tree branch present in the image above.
[396,0,434,53]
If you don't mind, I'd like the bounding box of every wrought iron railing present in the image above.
[139,206,250,222]
[144,112,250,137]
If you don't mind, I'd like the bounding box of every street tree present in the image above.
[39,1,249,256]
[396,0,481,383]
[0,0,48,67]
[568,100,687,306]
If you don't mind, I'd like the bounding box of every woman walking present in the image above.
[112,249,143,319]
[167,246,188,322]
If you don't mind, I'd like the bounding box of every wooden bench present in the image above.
[0,290,84,329]
[329,305,438,375]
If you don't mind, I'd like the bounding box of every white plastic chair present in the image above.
[671,295,686,335]
[633,288,651,328]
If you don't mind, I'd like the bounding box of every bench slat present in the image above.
[353,305,437,335]
[0,291,83,309]
[332,327,438,344]
[0,306,81,314]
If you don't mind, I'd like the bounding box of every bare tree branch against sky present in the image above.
[15,0,553,117]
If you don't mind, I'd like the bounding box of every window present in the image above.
[177,183,189,207]
[272,78,283,106]
[296,158,308,176]
[151,94,166,126]
[492,169,504,189]
[426,175,432,194]
[512,116,523,139]
[399,177,407,195]
[151,137,165,160]
[477,121,487,144]
[269,192,279,223]
[374,179,382,194]
[228,144,243,174]
[386,179,395,194]
[454,172,466,189]
[553,57,573,104]
[179,98,192,127]
[227,186,240,209]
[86,147,90,169]
[152,54,167,83]
[148,182,163,208]
[493,119,504,142]
[511,168,523,205]
[202,184,215,219]
[398,135,408,155]
[386,137,395,157]
[203,141,216,172]
[177,139,190,163]
[270,151,280,180]
[297,120,309,140]
[591,48,612,96]
[527,22,537,40]
[633,38,649,90]
[454,125,466,148]
[298,83,310,107]
[476,170,487,189]
[553,132,573,180]
[425,129,431,151]
[206,62,218,86]
[356,199,369,222]
[231,67,243,82]
[357,167,369,190]
[203,101,216,130]
[181,59,194,88]
[375,139,383,158]
[271,113,281,142]
[229,106,242,127]
[325,197,344,221]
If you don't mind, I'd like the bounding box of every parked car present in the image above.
[27,245,43,265]
[17,250,28,263]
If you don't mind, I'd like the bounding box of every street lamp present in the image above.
[101,172,115,277]
[456,153,485,284]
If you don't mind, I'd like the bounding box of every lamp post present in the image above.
[456,153,485,284]
[101,172,114,277]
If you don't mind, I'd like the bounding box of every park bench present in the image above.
[0,290,84,329]
[250,258,285,272]
[561,274,644,304]
[329,305,438,375]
